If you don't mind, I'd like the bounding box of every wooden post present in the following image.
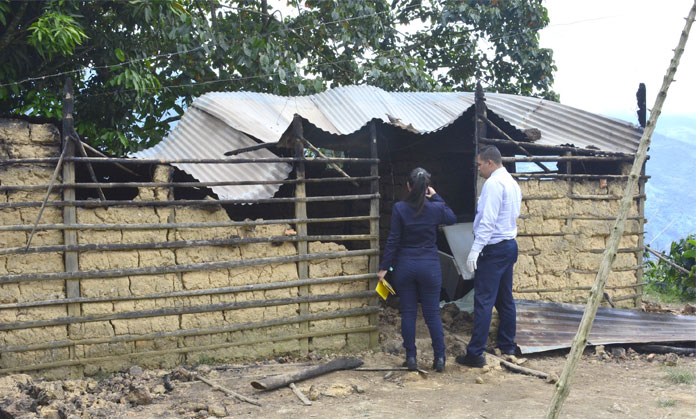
[292,116,309,355]
[368,121,380,348]
[62,79,81,369]
[474,82,487,200]
[635,167,647,307]
[546,4,696,418]
[636,83,647,128]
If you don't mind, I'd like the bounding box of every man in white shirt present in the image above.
[456,145,522,368]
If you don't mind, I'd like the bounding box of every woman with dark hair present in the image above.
[378,168,456,372]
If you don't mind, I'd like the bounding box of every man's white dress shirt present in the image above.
[471,167,522,254]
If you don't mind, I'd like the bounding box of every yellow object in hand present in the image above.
[376,279,396,300]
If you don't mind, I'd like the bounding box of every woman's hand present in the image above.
[377,270,388,281]
[425,186,436,199]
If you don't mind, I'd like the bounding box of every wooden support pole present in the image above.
[2,233,376,256]
[224,141,278,156]
[480,137,634,158]
[0,176,379,192]
[474,82,486,201]
[0,193,380,209]
[0,248,378,285]
[196,375,261,406]
[80,141,139,176]
[293,116,310,356]
[72,135,106,200]
[0,156,379,165]
[368,121,380,348]
[289,383,312,406]
[61,79,81,366]
[645,245,692,276]
[24,140,68,250]
[546,5,696,417]
[482,115,551,173]
[503,156,633,163]
[301,137,359,187]
[635,174,647,306]
[0,215,377,233]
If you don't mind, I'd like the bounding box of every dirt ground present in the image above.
[2,303,696,419]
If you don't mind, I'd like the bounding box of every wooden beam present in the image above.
[250,357,363,391]
[482,115,551,173]
[368,121,380,348]
[0,156,380,165]
[293,116,310,356]
[61,79,81,366]
[0,215,379,233]
[0,248,378,285]
[503,156,633,163]
[0,194,380,209]
[0,176,379,192]
[474,82,486,201]
[480,137,634,158]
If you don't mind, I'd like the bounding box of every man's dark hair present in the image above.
[478,145,502,165]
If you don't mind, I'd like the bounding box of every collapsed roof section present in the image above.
[132,85,643,200]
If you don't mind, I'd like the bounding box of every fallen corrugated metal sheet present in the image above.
[516,300,696,354]
[132,107,292,200]
[133,85,643,200]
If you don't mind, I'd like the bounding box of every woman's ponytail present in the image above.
[405,167,431,216]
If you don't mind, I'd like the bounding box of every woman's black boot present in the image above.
[403,356,418,371]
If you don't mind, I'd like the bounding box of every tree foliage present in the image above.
[0,0,557,155]
[645,235,696,299]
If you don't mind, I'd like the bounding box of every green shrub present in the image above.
[644,234,696,299]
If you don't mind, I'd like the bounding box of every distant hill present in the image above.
[643,115,696,252]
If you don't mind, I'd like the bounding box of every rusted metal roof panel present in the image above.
[516,300,696,354]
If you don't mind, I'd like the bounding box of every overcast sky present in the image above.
[539,0,696,119]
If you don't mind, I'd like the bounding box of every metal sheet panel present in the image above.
[442,222,475,280]
[516,300,696,354]
[132,107,292,200]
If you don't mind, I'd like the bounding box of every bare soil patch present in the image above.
[2,304,695,418]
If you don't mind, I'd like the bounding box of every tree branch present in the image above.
[0,1,29,52]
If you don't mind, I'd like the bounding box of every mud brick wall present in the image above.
[0,119,374,379]
[514,178,645,308]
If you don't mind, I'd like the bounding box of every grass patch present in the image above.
[657,399,677,407]
[665,367,695,385]
[197,353,217,365]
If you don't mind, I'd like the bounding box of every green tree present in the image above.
[0,0,557,155]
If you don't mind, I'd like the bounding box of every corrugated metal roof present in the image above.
[133,85,642,199]
[516,300,696,354]
[132,107,292,200]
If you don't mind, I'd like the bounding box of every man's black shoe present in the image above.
[432,357,445,373]
[403,356,418,371]
[455,353,486,368]
[497,346,519,356]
